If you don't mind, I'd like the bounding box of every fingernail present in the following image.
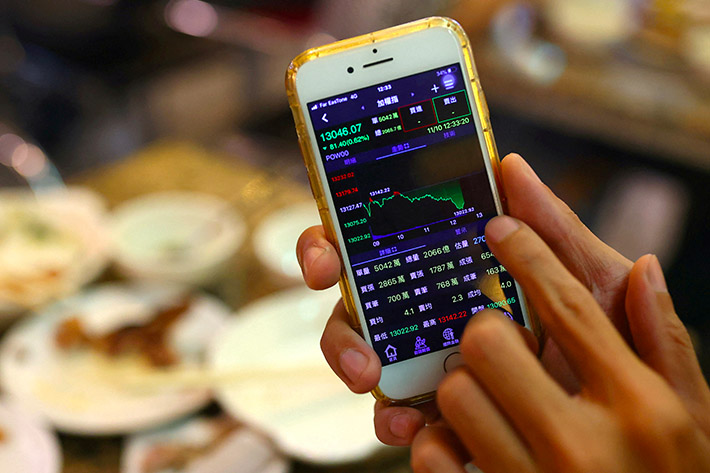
[485,215,520,243]
[515,154,542,184]
[340,348,368,384]
[646,254,668,293]
[303,245,326,273]
[389,414,410,439]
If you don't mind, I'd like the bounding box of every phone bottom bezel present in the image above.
[374,344,461,404]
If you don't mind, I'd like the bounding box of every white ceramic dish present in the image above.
[0,186,110,317]
[122,415,290,473]
[252,202,321,281]
[208,286,383,465]
[111,192,246,286]
[684,25,710,76]
[0,399,61,473]
[0,282,230,435]
[544,0,636,48]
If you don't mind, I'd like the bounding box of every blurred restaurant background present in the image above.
[0,0,709,472]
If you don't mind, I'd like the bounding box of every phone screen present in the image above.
[307,63,525,366]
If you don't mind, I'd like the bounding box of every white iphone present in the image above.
[286,17,533,405]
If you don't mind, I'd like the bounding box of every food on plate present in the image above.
[140,417,240,473]
[0,426,5,442]
[55,296,192,367]
[0,207,82,308]
[0,188,109,314]
[1,283,229,435]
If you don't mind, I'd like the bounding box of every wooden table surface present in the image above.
[58,141,412,473]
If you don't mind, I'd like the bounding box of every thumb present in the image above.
[626,254,710,435]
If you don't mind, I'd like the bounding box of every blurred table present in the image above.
[77,140,314,305]
[476,40,710,171]
[64,141,412,473]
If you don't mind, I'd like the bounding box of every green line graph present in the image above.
[364,180,466,217]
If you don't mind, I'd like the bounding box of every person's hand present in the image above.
[297,153,630,444]
[410,217,710,472]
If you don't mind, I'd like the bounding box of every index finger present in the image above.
[485,216,635,392]
[501,154,632,324]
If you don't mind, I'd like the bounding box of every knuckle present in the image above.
[619,378,697,453]
[560,205,585,229]
[374,411,401,446]
[655,407,693,439]
[536,414,612,473]
[584,254,631,298]
[547,283,593,316]
[662,315,696,354]
[542,284,603,332]
[505,236,548,268]
[548,429,612,473]
[374,424,393,445]
[629,395,692,441]
[555,449,606,473]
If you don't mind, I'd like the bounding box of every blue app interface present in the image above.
[308,64,523,365]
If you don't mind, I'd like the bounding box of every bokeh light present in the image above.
[0,133,25,167]
[13,143,48,179]
[165,0,219,38]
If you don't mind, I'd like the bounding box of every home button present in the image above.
[443,352,463,373]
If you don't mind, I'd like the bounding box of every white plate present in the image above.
[0,187,111,317]
[111,192,246,286]
[545,0,636,47]
[208,286,383,465]
[684,25,710,75]
[0,399,61,473]
[252,202,321,281]
[0,282,230,435]
[122,415,290,473]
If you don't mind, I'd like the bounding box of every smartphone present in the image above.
[286,17,533,405]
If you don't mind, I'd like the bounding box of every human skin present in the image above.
[296,154,710,471]
[411,218,710,472]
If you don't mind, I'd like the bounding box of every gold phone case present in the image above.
[286,16,537,406]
